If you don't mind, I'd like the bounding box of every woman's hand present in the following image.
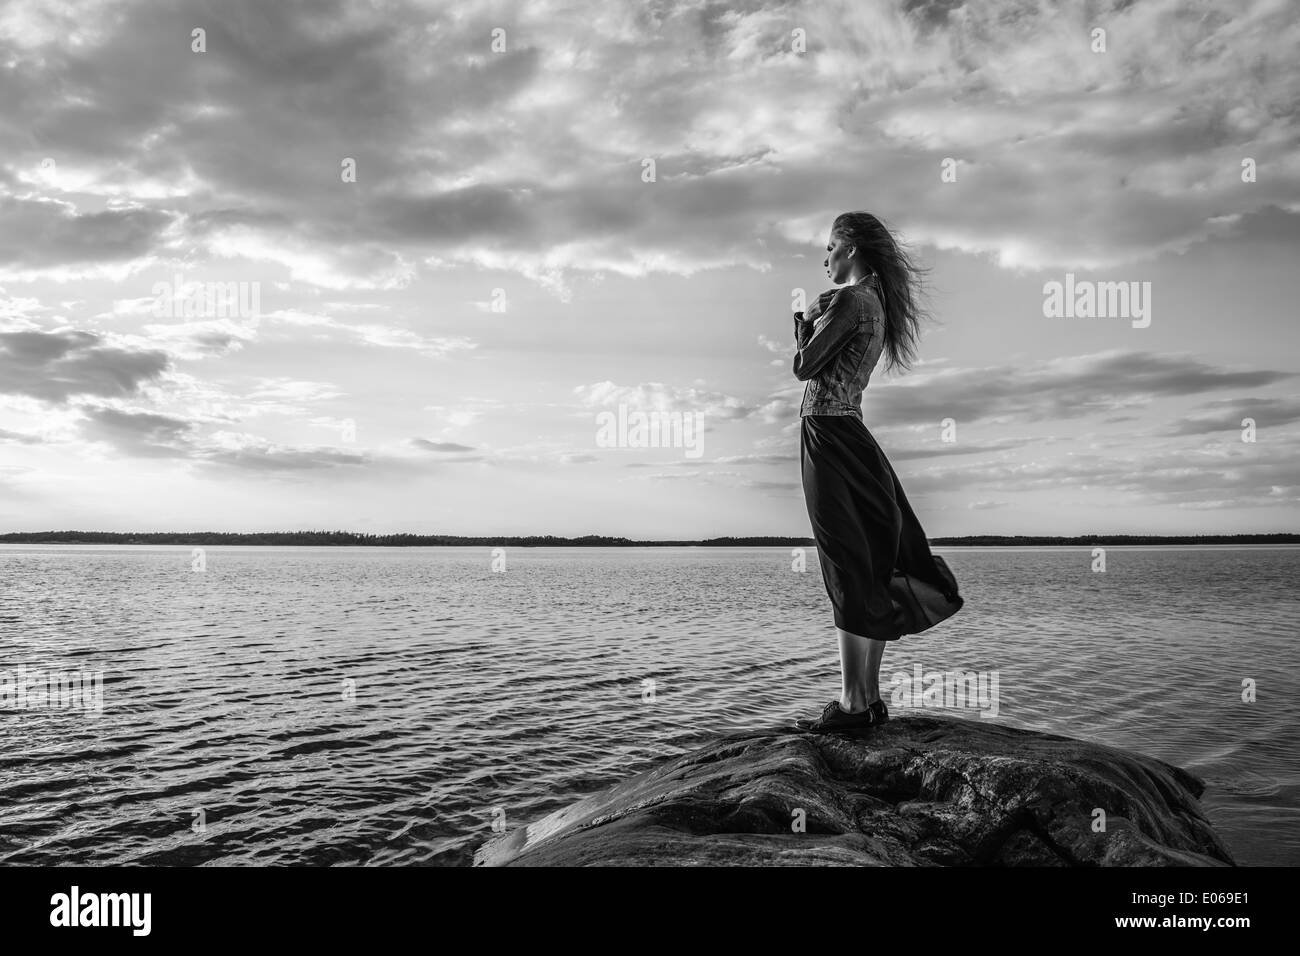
[802,288,838,323]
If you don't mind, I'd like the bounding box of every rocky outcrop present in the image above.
[474,713,1235,866]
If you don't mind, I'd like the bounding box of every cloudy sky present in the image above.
[1,0,1297,539]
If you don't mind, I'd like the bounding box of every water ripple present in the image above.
[0,544,1296,865]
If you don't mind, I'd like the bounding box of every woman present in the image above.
[792,212,964,733]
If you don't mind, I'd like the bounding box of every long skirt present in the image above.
[800,413,964,641]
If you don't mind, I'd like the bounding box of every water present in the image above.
[0,545,1296,866]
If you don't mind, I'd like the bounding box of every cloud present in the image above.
[573,380,756,420]
[897,440,1300,509]
[410,439,476,452]
[72,404,372,471]
[78,405,195,457]
[6,0,1293,290]
[788,349,1296,429]
[746,479,799,491]
[0,426,43,444]
[134,318,258,359]
[245,378,345,403]
[268,310,475,357]
[422,400,504,431]
[890,436,1061,461]
[200,439,369,472]
[149,374,343,422]
[0,329,170,403]
[0,291,52,330]
[0,196,173,277]
[624,452,795,468]
[634,469,747,483]
[1163,396,1300,436]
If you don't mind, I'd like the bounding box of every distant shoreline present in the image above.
[2,531,1298,547]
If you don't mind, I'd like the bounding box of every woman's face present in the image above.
[824,234,852,283]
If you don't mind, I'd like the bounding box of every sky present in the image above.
[1,0,1298,539]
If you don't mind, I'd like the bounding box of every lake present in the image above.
[0,545,1296,865]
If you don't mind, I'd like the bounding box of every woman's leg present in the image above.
[837,626,886,712]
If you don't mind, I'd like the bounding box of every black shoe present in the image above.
[794,697,888,733]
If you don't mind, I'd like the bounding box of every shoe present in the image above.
[793,697,888,733]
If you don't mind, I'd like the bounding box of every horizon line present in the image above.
[2,530,1298,546]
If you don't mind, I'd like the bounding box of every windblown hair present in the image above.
[831,211,930,376]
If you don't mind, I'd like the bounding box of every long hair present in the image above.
[831,212,929,376]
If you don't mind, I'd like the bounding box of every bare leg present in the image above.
[837,626,886,713]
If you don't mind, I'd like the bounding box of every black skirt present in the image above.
[800,414,964,640]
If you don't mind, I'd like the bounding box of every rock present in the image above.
[474,713,1236,866]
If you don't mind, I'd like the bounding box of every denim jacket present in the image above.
[793,273,886,419]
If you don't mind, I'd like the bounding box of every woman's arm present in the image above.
[792,287,869,381]
[793,311,812,349]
